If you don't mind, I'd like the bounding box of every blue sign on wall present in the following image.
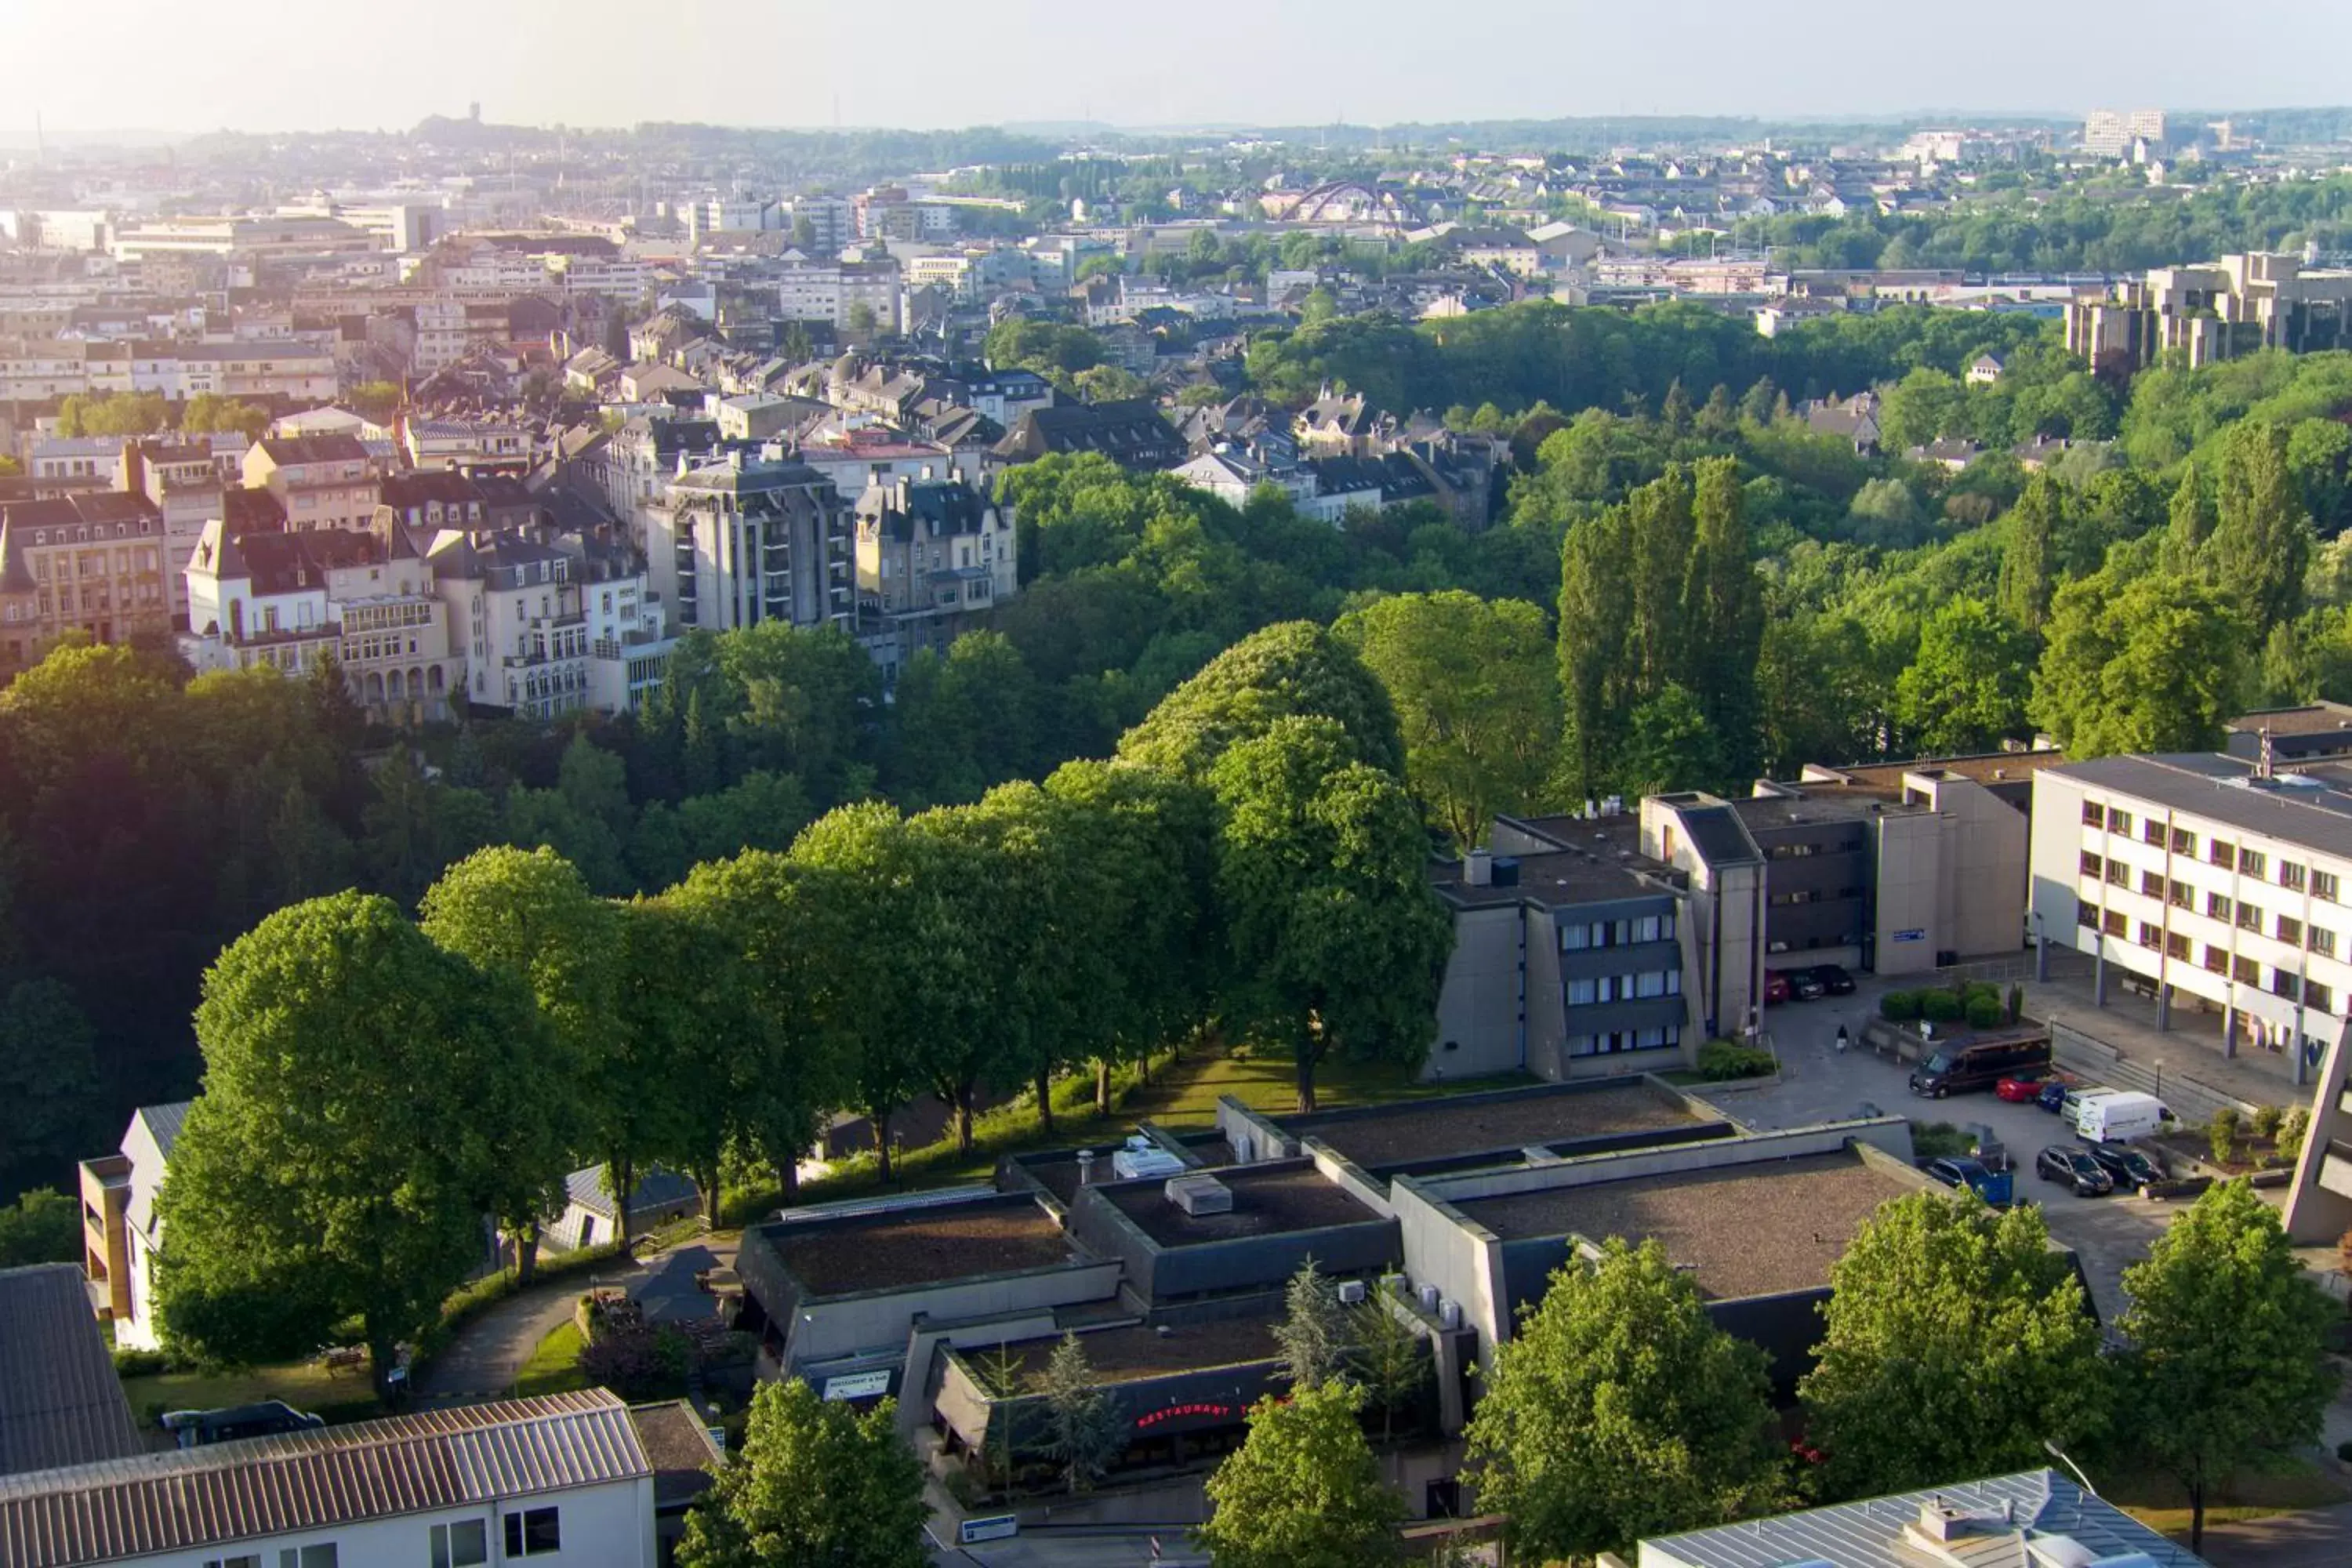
[1893,929,1926,942]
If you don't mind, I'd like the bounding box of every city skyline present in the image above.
[7,0,2352,139]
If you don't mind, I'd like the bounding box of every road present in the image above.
[1727,989,2176,1319]
[2198,1501,2352,1568]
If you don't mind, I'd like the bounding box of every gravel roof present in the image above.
[1301,1084,1697,1168]
[1105,1166,1382,1246]
[775,1203,1076,1294]
[1454,1151,1911,1299]
[1000,1317,1282,1383]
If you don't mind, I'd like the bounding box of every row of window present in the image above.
[2079,903,2339,1011]
[1766,837,1864,859]
[1566,1023,1682,1058]
[2082,803,2343,902]
[1560,912,1677,950]
[2082,857,2343,953]
[24,521,155,546]
[197,1507,557,1568]
[1564,970,1684,1006]
[1769,886,1866,907]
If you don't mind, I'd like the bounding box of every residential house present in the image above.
[1802,392,1882,454]
[546,1167,700,1253]
[1295,387,1398,456]
[76,1101,188,1353]
[853,474,1018,681]
[1967,353,2005,384]
[0,492,173,675]
[242,433,379,532]
[427,528,595,720]
[991,400,1185,470]
[403,418,531,474]
[120,437,230,625]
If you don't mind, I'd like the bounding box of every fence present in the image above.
[2048,1020,2262,1127]
[1930,949,2095,988]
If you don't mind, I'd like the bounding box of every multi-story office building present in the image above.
[0,492,172,673]
[654,455,853,636]
[2082,107,2168,158]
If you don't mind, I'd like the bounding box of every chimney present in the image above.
[1465,849,1494,887]
[1075,1149,1098,1186]
[2259,725,2275,780]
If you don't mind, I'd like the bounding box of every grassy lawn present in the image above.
[120,1359,381,1431]
[514,1321,588,1399]
[2104,1463,2350,1537]
[1123,1047,1533,1127]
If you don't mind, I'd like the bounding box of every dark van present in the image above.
[1909,1037,2053,1098]
[159,1399,325,1449]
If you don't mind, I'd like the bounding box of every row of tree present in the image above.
[151,623,1454,1394]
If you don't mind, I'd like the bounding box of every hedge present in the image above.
[1880,991,1922,1022]
[1919,990,1964,1023]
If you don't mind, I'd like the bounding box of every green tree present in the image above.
[1998,476,2060,632]
[0,1187,79,1267]
[1347,1292,1428,1444]
[347,382,403,423]
[1798,1192,2106,1501]
[1556,503,1635,799]
[1120,620,1406,782]
[0,978,99,1196]
[1618,683,1726,796]
[613,895,746,1225]
[1334,590,1559,849]
[1893,598,2036,756]
[2031,571,2250,758]
[1463,1237,1783,1563]
[417,847,608,1280]
[1037,1332,1125,1493]
[1680,458,1766,779]
[154,892,541,1399]
[1198,1380,1404,1568]
[2117,1180,2340,1554]
[1208,717,1453,1112]
[2162,460,2216,577]
[2211,420,2314,633]
[676,1379,929,1568]
[1275,1257,1346,1391]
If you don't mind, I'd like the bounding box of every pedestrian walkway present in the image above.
[2018,975,2311,1112]
[2199,1499,2352,1568]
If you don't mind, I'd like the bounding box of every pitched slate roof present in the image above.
[563,1166,699,1221]
[0,1266,143,1479]
[0,1390,649,1568]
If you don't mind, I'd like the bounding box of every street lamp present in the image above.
[2043,1439,2098,1496]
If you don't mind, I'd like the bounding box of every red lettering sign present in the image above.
[1132,1402,1236,1430]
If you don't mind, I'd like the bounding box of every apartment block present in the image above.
[75,1102,187,1352]
[654,455,853,636]
[852,474,1018,682]
[0,492,173,674]
[242,433,379,531]
[2067,252,2352,370]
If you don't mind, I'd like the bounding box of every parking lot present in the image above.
[1717,984,2180,1320]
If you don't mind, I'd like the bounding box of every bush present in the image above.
[1697,1038,1776,1081]
[576,1321,693,1401]
[1919,990,1964,1024]
[1912,1121,1973,1159]
[1962,982,2000,1011]
[1964,997,2005,1029]
[1880,992,1921,1022]
[2209,1107,2241,1167]
[111,1348,169,1377]
[2251,1104,2285,1143]
[2281,1105,2313,1171]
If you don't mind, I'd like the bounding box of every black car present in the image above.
[1790,970,1828,1001]
[1922,1156,1994,1198]
[1810,964,1857,996]
[2081,1142,2167,1190]
[2034,1145,2114,1197]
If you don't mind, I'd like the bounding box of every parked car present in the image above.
[1790,970,1828,1001]
[2035,1145,2115,1197]
[1910,1037,2053,1098]
[1996,1072,2051,1103]
[160,1400,325,1449]
[1764,971,1793,1006]
[2081,1141,2169,1190]
[1920,1156,2012,1204]
[1810,964,1857,996]
[2035,1076,2082,1113]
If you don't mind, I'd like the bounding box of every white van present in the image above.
[2074,1090,2174,1145]
[2060,1086,2122,1123]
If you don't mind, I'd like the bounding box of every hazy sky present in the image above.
[6,0,2351,136]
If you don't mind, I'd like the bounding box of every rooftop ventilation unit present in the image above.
[1115,1145,1186,1181]
[1164,1173,1233,1215]
[1336,1279,1367,1305]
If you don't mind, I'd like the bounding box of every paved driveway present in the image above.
[2197,1500,2352,1568]
[1724,989,2175,1320]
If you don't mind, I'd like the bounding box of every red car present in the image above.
[1764,971,1793,1006]
[1995,1073,2049,1103]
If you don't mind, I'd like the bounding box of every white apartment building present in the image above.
[426,528,593,721]
[0,1388,660,1568]
[413,296,474,375]
[774,256,902,332]
[75,1101,187,1352]
[2029,752,2352,1067]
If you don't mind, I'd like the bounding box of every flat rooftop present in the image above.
[2230,702,2352,739]
[1003,1316,1280,1382]
[1795,747,2064,800]
[1103,1166,1381,1246]
[772,1201,1076,1295]
[1298,1084,1699,1169]
[1453,1150,1912,1299]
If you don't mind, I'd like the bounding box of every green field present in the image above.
[120,1359,381,1431]
[514,1321,588,1398]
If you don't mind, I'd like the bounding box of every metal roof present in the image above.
[1640,1469,2209,1568]
[2051,752,2352,862]
[0,1266,143,1478]
[0,1390,649,1568]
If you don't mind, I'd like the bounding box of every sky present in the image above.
[6,0,2352,137]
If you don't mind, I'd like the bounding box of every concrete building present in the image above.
[0,1388,662,1568]
[2083,107,2169,158]
[425,528,597,720]
[851,474,1017,681]
[74,1102,187,1353]
[121,438,230,626]
[654,456,853,636]
[2067,252,2352,371]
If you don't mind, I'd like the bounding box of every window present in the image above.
[2317,869,2340,903]
[2238,902,2265,932]
[2079,851,2103,878]
[2083,800,2105,828]
[203,1557,261,1568]
[2109,809,2134,836]
[2235,956,2261,985]
[2140,870,2165,898]
[2166,931,2191,960]
[2172,826,2197,855]
[505,1510,561,1559]
[2078,903,2099,928]
[2211,839,2236,868]
[2102,910,2127,938]
[2169,880,2193,909]
[2142,819,2164,846]
[277,1548,337,1568]
[2282,862,2308,892]
[2241,848,2268,878]
[2106,860,2128,887]
[1566,978,1596,1006]
[1559,922,1588,952]
[2208,892,2233,922]
[2205,944,2230,973]
[2137,920,2162,949]
[2280,915,2304,946]
[2275,971,2303,1003]
[430,1521,488,1568]
[2312,982,2336,1014]
[2314,927,2338,959]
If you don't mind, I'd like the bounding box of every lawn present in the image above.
[2104,1462,2350,1537]
[514,1321,588,1398]
[120,1358,381,1431]
[1123,1047,1532,1127]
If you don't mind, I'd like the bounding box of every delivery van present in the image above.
[2074,1090,2174,1145]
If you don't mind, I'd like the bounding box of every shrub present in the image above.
[111,1348,169,1377]
[2281,1105,2313,1171]
[1919,991,1964,1024]
[1880,992,1921,1022]
[1964,997,2005,1029]
[2005,983,2024,1023]
[1962,982,2000,1011]
[2209,1107,2241,1167]
[576,1320,693,1401]
[1697,1039,1776,1081]
[2251,1104,2285,1143]
[1912,1121,1973,1158]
